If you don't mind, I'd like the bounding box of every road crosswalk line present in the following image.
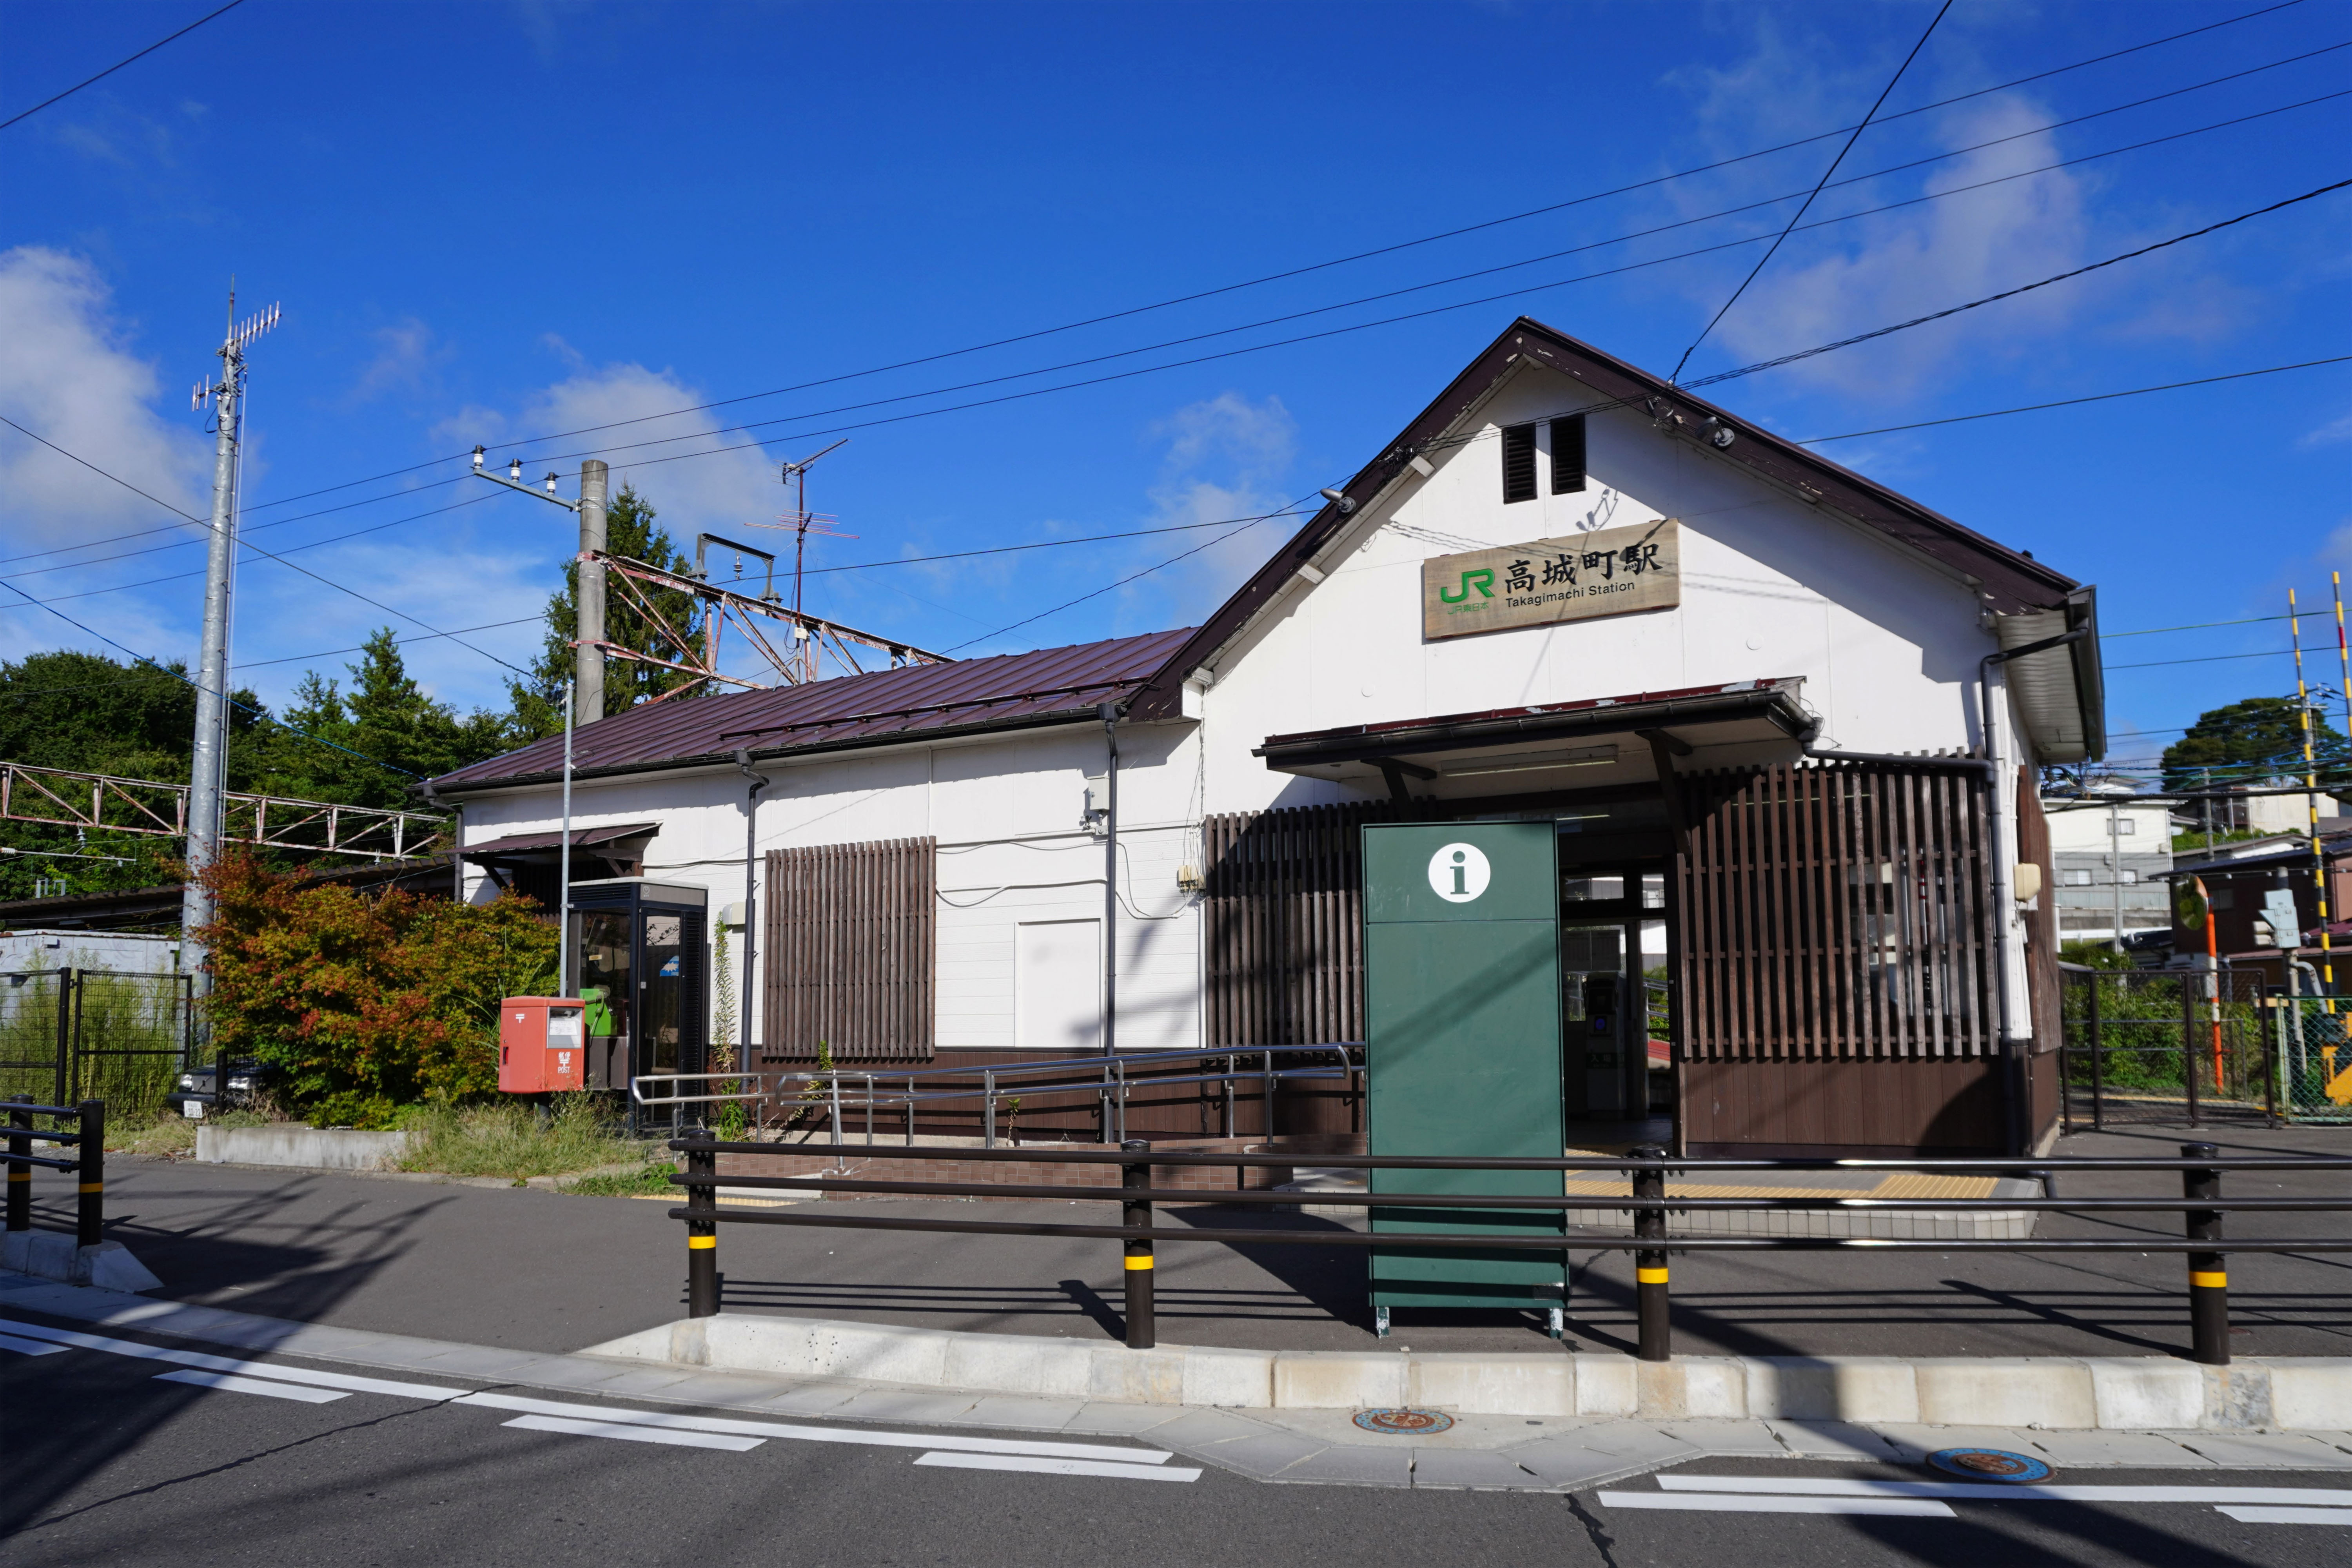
[2215,1505,2352,1526]
[1657,1475,2352,1505]
[0,1331,69,1356]
[152,1368,351,1403]
[503,1415,766,1451]
[1600,1491,1953,1517]
[915,1452,1202,1482]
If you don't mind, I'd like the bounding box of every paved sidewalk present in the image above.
[9,1273,2349,1495]
[20,1122,2351,1359]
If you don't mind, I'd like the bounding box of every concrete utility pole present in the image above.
[577,459,608,726]
[180,293,278,1024]
[468,452,605,727]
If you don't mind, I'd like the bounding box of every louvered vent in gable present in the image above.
[1550,414,1586,494]
[1501,423,1537,503]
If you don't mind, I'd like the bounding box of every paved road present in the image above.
[23,1122,2352,1359]
[4,1307,2346,1567]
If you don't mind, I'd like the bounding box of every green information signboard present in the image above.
[1363,821,1565,1321]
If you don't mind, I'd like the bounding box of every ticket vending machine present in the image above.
[1363,821,1566,1335]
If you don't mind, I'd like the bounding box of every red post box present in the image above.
[499,997,586,1094]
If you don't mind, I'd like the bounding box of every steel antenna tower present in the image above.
[180,288,280,1027]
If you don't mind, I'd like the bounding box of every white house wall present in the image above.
[456,359,2054,1059]
[1190,359,2009,817]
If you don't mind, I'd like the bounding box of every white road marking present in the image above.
[0,1319,461,1398]
[454,1391,1173,1463]
[503,1415,766,1452]
[0,1315,1171,1466]
[2216,1505,2352,1526]
[915,1452,1203,1483]
[1658,1475,2352,1506]
[1600,1491,1954,1517]
[0,1331,68,1356]
[152,1369,351,1403]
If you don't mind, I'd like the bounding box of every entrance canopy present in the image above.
[1253,677,1811,803]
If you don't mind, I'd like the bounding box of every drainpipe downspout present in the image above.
[1099,703,1120,1071]
[733,749,770,1065]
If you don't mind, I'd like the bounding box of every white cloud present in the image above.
[1122,392,1299,632]
[347,316,448,405]
[1694,94,2092,399]
[2298,409,2352,450]
[430,354,781,543]
[0,247,211,554]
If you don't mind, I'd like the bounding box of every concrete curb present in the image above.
[581,1313,2352,1433]
[195,1125,409,1171]
[0,1232,162,1291]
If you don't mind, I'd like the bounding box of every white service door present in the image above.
[1016,919,1101,1052]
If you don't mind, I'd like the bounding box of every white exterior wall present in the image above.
[456,359,2046,1057]
[1191,362,1999,815]
[457,719,1212,1055]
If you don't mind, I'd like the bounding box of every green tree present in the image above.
[249,630,509,809]
[506,483,707,741]
[2161,697,2350,800]
[0,650,270,900]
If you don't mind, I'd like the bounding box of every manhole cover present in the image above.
[1353,1408,1454,1435]
[1927,1447,2052,1484]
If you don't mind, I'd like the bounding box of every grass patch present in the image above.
[396,1095,652,1180]
[559,1161,680,1197]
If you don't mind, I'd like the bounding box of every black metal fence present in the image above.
[661,1135,2352,1368]
[0,969,191,1119]
[2059,964,2279,1130]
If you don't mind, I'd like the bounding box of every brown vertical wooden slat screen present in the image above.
[1202,802,1398,1047]
[1678,762,1994,1061]
[760,837,936,1062]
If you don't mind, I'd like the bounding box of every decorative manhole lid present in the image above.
[1353,1408,1454,1435]
[1927,1447,2052,1484]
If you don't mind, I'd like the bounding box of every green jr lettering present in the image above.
[1439,568,1495,604]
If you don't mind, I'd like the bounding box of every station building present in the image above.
[427,317,2105,1158]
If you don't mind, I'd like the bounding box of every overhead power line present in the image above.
[1672,0,1953,382]
[0,417,535,680]
[0,0,248,132]
[1796,355,2352,444]
[1688,180,2352,392]
[4,0,2307,571]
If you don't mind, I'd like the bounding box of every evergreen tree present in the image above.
[506,483,707,741]
[2161,696,2350,799]
[249,630,510,809]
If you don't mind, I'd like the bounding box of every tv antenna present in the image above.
[775,439,853,680]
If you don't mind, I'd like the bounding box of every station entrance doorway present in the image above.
[1557,853,1672,1129]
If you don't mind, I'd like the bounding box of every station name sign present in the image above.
[1420,517,1680,642]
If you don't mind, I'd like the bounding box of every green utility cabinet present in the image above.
[1363,822,1566,1330]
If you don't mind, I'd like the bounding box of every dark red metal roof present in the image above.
[430,628,1196,794]
[460,822,659,856]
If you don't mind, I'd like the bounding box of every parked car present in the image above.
[172,1058,274,1118]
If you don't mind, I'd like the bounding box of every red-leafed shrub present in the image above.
[198,853,557,1127]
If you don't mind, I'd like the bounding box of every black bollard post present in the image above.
[1121,1138,1154,1349]
[1631,1142,1670,1363]
[2182,1142,2229,1366]
[76,1101,104,1250]
[685,1125,719,1319]
[5,1096,30,1234]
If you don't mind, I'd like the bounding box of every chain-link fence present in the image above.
[2060,965,2278,1130]
[2272,990,2352,1123]
[0,968,191,1122]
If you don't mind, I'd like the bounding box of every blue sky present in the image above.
[3,0,2347,781]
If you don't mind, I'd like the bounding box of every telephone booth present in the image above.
[563,878,709,1121]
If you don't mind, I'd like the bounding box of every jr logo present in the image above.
[1438,568,1495,604]
[1426,842,1492,904]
